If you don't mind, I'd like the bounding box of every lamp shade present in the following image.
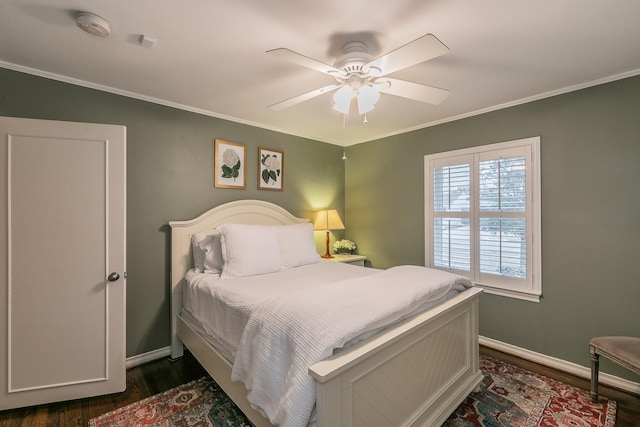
[357,84,380,115]
[332,86,353,115]
[313,209,345,231]
[333,84,380,116]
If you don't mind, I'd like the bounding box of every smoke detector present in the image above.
[76,12,111,37]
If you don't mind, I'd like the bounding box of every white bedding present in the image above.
[183,262,472,427]
[182,260,379,360]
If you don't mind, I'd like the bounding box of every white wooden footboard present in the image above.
[310,287,483,427]
[177,287,481,427]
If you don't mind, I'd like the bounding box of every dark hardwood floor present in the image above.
[1,346,638,426]
[0,351,208,427]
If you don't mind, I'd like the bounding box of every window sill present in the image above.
[476,284,541,302]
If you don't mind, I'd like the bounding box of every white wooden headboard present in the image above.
[168,199,310,358]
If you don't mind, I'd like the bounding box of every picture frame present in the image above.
[214,139,246,189]
[258,147,284,191]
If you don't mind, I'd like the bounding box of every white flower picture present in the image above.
[214,139,246,189]
[258,147,284,191]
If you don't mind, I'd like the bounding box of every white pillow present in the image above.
[191,232,224,274]
[218,224,284,279]
[278,223,320,268]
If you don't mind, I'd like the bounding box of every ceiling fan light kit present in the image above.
[332,79,380,115]
[267,34,451,121]
[357,85,379,114]
[333,85,353,114]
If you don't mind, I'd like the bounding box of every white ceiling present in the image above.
[1,1,640,146]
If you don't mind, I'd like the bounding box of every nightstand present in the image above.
[328,254,367,267]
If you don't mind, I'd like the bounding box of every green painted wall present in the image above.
[3,66,639,383]
[346,75,640,379]
[0,68,345,357]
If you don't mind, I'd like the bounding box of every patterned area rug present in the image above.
[88,377,252,427]
[89,355,616,427]
[444,356,616,427]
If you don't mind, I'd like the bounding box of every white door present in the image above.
[0,117,126,410]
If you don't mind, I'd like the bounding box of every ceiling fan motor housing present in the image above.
[333,41,374,75]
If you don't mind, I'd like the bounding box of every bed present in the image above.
[170,199,483,427]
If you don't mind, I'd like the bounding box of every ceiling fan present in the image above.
[267,34,451,116]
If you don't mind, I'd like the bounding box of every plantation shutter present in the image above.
[477,149,528,283]
[431,157,471,273]
[426,137,540,300]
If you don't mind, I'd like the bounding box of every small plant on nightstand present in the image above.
[333,239,356,254]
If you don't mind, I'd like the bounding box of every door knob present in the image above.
[107,272,120,282]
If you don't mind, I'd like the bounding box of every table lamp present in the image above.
[313,209,345,259]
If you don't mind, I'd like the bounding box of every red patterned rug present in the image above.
[88,377,252,427]
[89,355,616,427]
[444,356,616,427]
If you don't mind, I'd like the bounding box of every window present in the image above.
[425,137,541,301]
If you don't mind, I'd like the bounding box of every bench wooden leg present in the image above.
[590,346,600,403]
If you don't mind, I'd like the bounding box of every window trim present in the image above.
[424,136,541,302]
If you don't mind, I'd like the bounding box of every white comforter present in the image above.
[230,265,473,427]
[182,261,379,360]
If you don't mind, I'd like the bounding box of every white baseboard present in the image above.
[126,346,171,369]
[480,335,640,396]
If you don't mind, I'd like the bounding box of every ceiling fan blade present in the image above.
[267,48,343,76]
[268,84,341,111]
[365,34,449,77]
[377,77,450,105]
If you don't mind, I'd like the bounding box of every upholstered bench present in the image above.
[589,336,640,402]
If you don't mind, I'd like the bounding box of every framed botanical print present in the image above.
[258,147,284,191]
[214,139,246,189]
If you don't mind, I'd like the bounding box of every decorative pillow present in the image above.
[218,224,283,279]
[191,232,224,274]
[278,223,320,268]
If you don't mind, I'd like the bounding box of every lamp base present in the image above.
[322,230,334,259]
